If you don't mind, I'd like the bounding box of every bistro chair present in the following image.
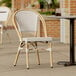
[0,7,11,44]
[12,9,53,69]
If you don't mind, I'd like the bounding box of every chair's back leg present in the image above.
[25,42,29,69]
[35,42,40,65]
[36,49,40,65]
[49,42,53,68]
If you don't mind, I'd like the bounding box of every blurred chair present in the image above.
[0,7,11,44]
[12,9,53,69]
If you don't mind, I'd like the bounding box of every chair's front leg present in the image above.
[13,42,22,66]
[13,48,20,66]
[25,41,29,69]
[49,42,53,68]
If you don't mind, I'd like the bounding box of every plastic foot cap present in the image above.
[38,64,40,65]
[27,68,29,70]
[14,65,16,66]
[51,66,53,68]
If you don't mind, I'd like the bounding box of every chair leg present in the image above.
[49,42,53,68]
[36,49,40,65]
[13,47,20,66]
[13,42,22,66]
[25,42,29,69]
[34,42,40,65]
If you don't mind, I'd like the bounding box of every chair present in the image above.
[12,9,53,69]
[0,7,11,44]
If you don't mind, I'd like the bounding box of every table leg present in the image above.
[64,19,76,66]
[58,19,76,66]
[70,19,75,64]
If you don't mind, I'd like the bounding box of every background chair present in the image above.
[0,6,11,44]
[12,9,53,69]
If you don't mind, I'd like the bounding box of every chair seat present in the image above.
[22,37,52,42]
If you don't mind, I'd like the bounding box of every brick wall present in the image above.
[70,0,76,43]
[39,19,60,38]
[44,20,60,38]
[14,0,38,11]
[70,0,76,15]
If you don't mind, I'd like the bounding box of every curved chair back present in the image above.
[12,9,47,41]
[15,10,38,32]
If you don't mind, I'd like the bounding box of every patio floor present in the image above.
[0,30,76,76]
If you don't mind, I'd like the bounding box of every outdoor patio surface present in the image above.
[0,30,76,76]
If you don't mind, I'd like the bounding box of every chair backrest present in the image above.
[0,7,10,21]
[12,9,47,41]
[15,10,38,32]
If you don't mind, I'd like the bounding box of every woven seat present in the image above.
[22,37,52,42]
